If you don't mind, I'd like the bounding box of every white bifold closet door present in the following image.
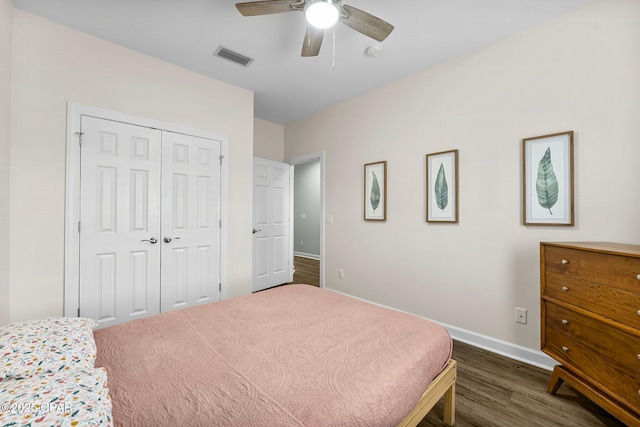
[160,131,221,313]
[79,116,221,328]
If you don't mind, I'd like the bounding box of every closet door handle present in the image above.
[252,229,262,234]
[141,237,158,244]
[163,236,180,243]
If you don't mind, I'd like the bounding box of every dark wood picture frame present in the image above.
[426,150,459,223]
[522,131,574,226]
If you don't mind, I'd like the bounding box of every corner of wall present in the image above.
[0,0,14,325]
[253,118,285,162]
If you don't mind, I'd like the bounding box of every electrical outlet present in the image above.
[338,269,344,279]
[301,213,306,219]
[515,307,527,324]
[300,240,303,246]
[326,215,334,225]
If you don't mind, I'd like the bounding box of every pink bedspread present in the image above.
[94,285,452,426]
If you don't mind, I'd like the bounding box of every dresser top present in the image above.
[542,241,640,257]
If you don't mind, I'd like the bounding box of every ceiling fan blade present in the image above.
[340,5,394,42]
[236,0,298,17]
[301,26,324,57]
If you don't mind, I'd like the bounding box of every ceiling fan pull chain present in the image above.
[332,26,336,69]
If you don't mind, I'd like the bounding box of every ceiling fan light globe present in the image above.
[305,1,339,29]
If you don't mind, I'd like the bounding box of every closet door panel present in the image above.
[160,132,221,311]
[79,116,162,327]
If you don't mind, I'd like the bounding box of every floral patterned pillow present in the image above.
[0,367,112,426]
[0,317,97,382]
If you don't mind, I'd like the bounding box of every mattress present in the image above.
[94,285,452,426]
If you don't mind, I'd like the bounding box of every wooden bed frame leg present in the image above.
[443,382,456,426]
[547,365,564,395]
[397,360,457,427]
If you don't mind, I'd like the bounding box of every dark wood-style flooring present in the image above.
[419,340,625,427]
[291,256,320,287]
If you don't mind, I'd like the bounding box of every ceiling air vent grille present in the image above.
[214,46,254,67]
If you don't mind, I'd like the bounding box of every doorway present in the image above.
[289,152,325,289]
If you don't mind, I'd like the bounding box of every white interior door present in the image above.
[253,157,292,292]
[161,132,221,311]
[79,116,162,327]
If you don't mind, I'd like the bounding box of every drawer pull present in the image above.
[562,286,569,292]
[637,354,640,360]
[561,319,569,325]
[562,346,569,352]
[561,259,569,265]
[637,274,640,280]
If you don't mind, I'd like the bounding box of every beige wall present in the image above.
[285,0,640,351]
[9,11,254,323]
[0,0,12,325]
[253,118,284,162]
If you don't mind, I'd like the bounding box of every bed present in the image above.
[94,284,456,426]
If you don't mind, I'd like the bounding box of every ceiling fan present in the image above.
[235,0,394,57]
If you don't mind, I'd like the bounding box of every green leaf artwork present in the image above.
[536,147,559,215]
[434,163,448,211]
[370,171,381,212]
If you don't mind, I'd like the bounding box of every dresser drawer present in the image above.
[543,244,640,329]
[544,301,640,368]
[544,245,640,294]
[544,327,640,411]
[544,277,640,330]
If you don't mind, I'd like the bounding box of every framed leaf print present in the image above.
[426,150,458,223]
[364,161,387,221]
[522,131,574,226]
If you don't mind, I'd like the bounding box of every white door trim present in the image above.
[64,102,229,317]
[287,151,325,289]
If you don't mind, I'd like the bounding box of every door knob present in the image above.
[163,236,180,243]
[141,237,158,244]
[252,229,262,234]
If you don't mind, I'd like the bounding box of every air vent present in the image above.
[213,46,254,67]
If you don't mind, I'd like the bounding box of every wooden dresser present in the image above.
[540,242,640,424]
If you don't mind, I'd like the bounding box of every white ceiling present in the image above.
[13,0,596,124]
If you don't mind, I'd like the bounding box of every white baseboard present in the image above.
[293,251,320,261]
[326,288,557,371]
[442,323,557,371]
